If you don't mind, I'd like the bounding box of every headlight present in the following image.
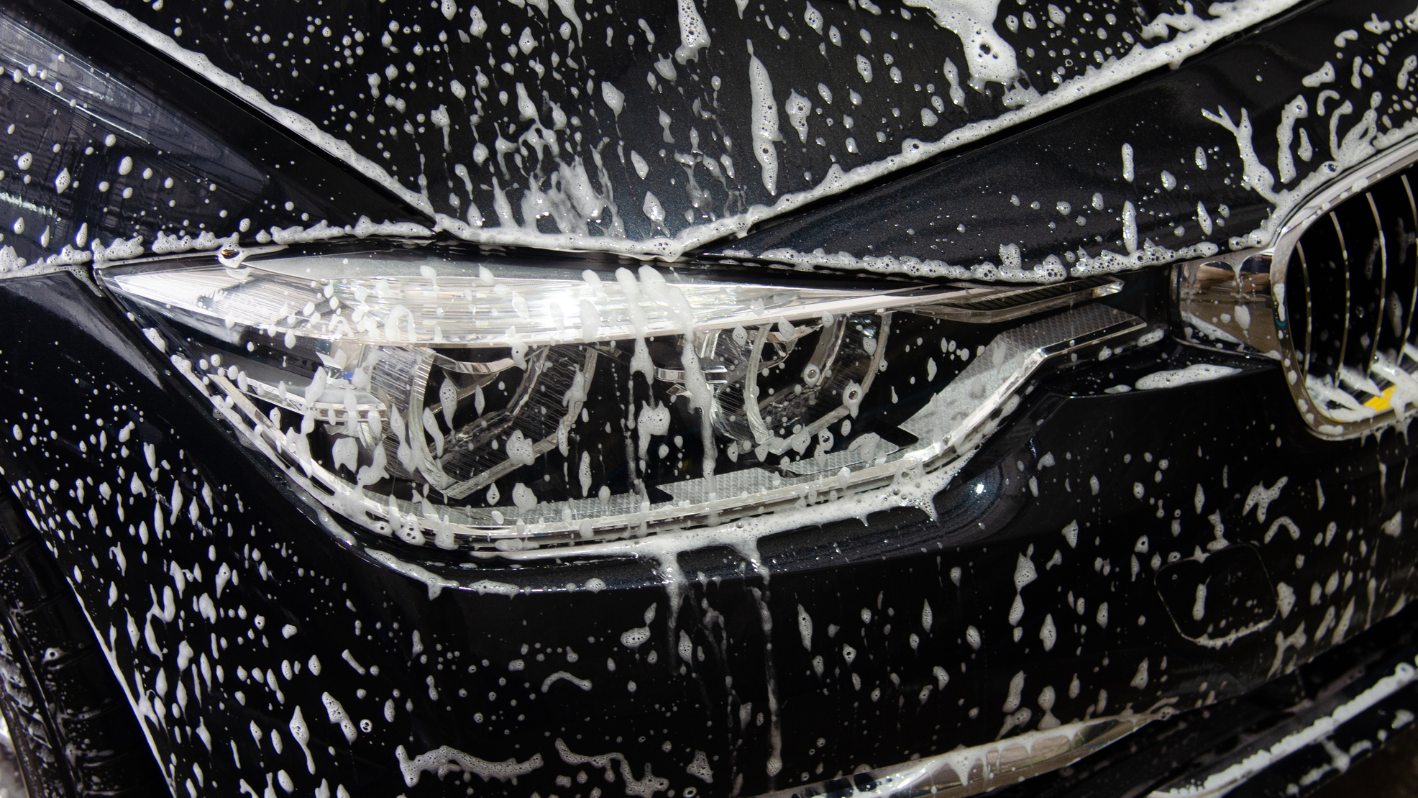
[101,245,1158,549]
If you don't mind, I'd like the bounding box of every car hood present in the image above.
[72,0,1303,260]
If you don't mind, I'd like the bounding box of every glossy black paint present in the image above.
[716,0,1418,275]
[0,0,1402,282]
[0,0,1414,793]
[88,0,1244,251]
[0,265,1415,796]
[987,601,1418,798]
[0,0,421,272]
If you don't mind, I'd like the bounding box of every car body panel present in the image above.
[0,0,424,278]
[1,268,1416,796]
[712,0,1418,278]
[26,0,1307,261]
[1,0,1417,794]
[3,0,1414,285]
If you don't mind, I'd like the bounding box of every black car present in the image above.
[1,0,1417,795]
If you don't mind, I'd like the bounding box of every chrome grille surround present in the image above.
[1177,138,1418,439]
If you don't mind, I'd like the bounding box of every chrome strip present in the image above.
[750,713,1155,798]
[1148,656,1418,798]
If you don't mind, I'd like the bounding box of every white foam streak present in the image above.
[748,53,781,196]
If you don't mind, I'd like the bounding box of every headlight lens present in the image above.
[102,246,1157,549]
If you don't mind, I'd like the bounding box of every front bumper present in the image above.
[1,270,1415,797]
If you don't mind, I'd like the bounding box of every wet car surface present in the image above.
[1,0,1418,795]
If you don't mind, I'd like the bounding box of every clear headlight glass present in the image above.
[100,245,1157,550]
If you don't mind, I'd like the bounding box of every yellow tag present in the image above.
[1365,386,1397,411]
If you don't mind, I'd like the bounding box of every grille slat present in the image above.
[1334,213,1351,379]
[1363,193,1387,376]
[1297,240,1314,377]
[1397,175,1418,349]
